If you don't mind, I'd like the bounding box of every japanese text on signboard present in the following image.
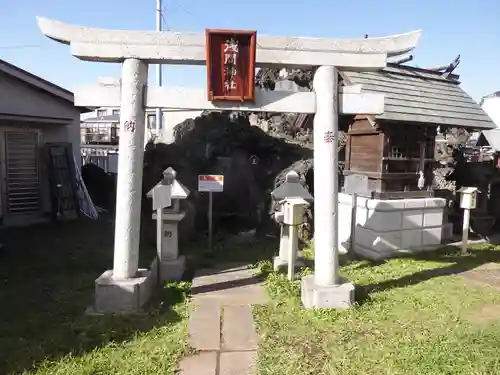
[205,29,257,102]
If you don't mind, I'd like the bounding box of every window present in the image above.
[389,135,420,159]
[147,114,156,129]
[112,109,120,116]
[97,109,107,117]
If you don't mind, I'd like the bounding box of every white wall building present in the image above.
[81,106,203,144]
[0,58,87,224]
[480,91,500,128]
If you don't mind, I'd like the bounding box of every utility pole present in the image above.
[155,0,163,137]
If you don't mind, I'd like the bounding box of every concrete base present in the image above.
[273,251,305,272]
[154,255,186,283]
[338,193,450,260]
[300,274,355,309]
[89,269,155,314]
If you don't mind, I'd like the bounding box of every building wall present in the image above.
[481,95,500,128]
[0,72,83,224]
[0,71,76,120]
[0,121,80,224]
[81,107,203,144]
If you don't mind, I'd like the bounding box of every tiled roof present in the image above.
[342,65,495,129]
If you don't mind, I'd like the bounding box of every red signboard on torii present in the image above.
[205,29,257,102]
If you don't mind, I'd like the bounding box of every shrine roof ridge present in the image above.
[343,66,495,129]
[37,17,422,68]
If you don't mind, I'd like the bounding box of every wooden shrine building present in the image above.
[257,63,497,198]
[339,64,495,198]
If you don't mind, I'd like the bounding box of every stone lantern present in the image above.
[270,170,313,271]
[147,167,190,282]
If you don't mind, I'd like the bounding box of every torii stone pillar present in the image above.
[313,66,340,286]
[36,16,421,311]
[89,58,152,314]
[299,66,355,309]
[113,59,148,279]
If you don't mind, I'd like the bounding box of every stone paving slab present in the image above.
[219,351,257,375]
[191,263,269,305]
[221,305,257,351]
[180,263,266,375]
[178,352,217,375]
[188,302,221,351]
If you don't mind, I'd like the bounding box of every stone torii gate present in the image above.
[37,17,421,312]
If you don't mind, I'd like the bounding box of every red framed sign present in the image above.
[205,29,257,102]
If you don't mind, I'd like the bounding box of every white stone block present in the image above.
[422,227,443,246]
[402,209,423,230]
[366,210,402,231]
[366,199,405,211]
[356,227,403,252]
[423,208,444,227]
[355,207,369,226]
[338,193,354,205]
[404,199,426,209]
[338,194,450,260]
[425,198,447,208]
[355,227,375,249]
[402,229,422,249]
[373,231,403,252]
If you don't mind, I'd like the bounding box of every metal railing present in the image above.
[80,144,119,173]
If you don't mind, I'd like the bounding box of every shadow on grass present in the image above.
[355,245,500,304]
[0,219,184,375]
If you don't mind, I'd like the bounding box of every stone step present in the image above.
[219,351,257,375]
[187,302,221,351]
[178,352,217,375]
[221,305,257,351]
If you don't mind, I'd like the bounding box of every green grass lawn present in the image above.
[6,219,500,375]
[254,244,500,375]
[0,220,191,375]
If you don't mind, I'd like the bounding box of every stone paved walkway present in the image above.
[178,263,268,375]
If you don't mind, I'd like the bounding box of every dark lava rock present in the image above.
[142,111,313,244]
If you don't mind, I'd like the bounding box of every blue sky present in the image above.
[0,0,498,101]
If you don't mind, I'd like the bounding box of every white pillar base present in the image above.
[273,251,305,271]
[87,269,155,314]
[301,274,355,309]
[152,255,186,283]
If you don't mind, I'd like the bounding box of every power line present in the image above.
[161,11,170,31]
[163,0,200,25]
[0,44,41,49]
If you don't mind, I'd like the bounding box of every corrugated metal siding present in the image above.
[343,66,496,129]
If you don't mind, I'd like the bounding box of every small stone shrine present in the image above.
[338,64,496,259]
